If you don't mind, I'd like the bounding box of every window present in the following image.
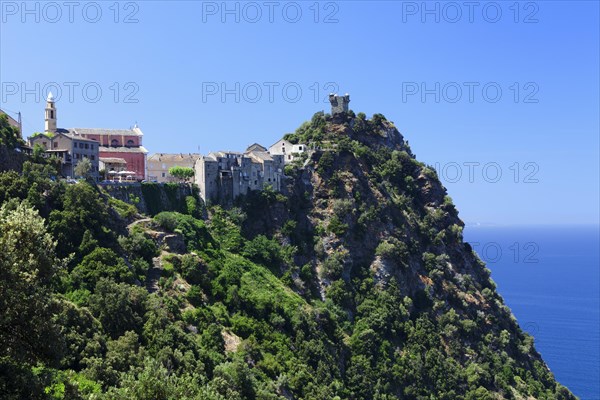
[162,172,165,177]
[85,143,89,149]
[80,143,84,149]
[53,142,58,148]
[299,146,303,150]
[91,155,95,160]
[127,139,134,147]
[111,139,119,146]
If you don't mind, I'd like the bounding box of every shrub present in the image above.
[70,248,135,290]
[186,286,203,306]
[327,215,348,236]
[332,199,354,218]
[185,195,203,218]
[375,238,408,262]
[153,212,212,251]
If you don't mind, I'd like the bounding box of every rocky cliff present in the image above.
[230,110,575,399]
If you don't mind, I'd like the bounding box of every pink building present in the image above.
[70,126,148,180]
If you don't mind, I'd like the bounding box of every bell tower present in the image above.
[45,92,57,133]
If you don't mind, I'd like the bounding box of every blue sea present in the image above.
[463,225,600,400]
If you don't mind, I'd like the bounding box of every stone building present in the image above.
[42,92,148,180]
[329,93,350,115]
[194,145,285,204]
[147,153,201,182]
[268,139,307,164]
[29,131,99,179]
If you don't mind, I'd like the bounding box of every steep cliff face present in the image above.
[101,182,203,216]
[0,110,575,398]
[235,111,574,399]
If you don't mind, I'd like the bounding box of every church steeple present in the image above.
[45,92,57,133]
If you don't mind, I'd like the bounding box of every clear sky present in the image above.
[1,1,598,225]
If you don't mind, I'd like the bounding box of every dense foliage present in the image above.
[169,166,195,182]
[0,111,575,399]
[0,114,22,148]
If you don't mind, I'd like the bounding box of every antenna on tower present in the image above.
[17,112,22,138]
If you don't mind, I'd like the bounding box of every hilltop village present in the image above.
[1,93,350,204]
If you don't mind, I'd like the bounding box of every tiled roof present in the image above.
[100,157,127,164]
[99,145,148,154]
[29,131,97,143]
[148,153,201,162]
[269,138,293,148]
[246,143,267,152]
[247,151,274,162]
[71,127,143,136]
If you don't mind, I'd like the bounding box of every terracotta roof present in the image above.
[246,143,267,152]
[29,131,98,143]
[99,145,148,154]
[247,151,274,162]
[148,153,201,162]
[100,157,127,164]
[71,127,143,136]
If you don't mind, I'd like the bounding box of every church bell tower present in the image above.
[45,92,57,133]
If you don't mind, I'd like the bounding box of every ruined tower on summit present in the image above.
[329,93,350,115]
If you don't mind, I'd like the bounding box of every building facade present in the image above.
[268,139,307,164]
[29,131,99,179]
[41,92,148,180]
[147,153,201,182]
[71,127,148,181]
[194,145,285,204]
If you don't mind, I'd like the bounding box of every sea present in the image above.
[463,225,600,400]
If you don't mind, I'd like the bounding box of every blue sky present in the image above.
[1,1,598,225]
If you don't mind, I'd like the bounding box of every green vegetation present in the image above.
[0,114,23,148]
[0,111,575,399]
[74,158,92,179]
[169,166,195,182]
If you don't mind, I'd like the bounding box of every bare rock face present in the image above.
[144,229,187,254]
[164,233,186,254]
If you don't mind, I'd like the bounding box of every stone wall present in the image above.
[100,182,202,216]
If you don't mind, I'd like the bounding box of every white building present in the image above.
[268,139,306,164]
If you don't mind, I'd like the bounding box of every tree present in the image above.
[0,114,22,148]
[70,248,135,291]
[168,166,194,182]
[74,158,92,179]
[0,203,62,364]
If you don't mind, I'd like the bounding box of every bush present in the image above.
[327,215,348,236]
[243,235,283,271]
[70,248,135,291]
[375,238,409,262]
[154,212,212,251]
[185,195,203,218]
[186,286,203,306]
[119,231,158,262]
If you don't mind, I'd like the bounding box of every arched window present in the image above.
[111,139,119,147]
[127,139,135,147]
